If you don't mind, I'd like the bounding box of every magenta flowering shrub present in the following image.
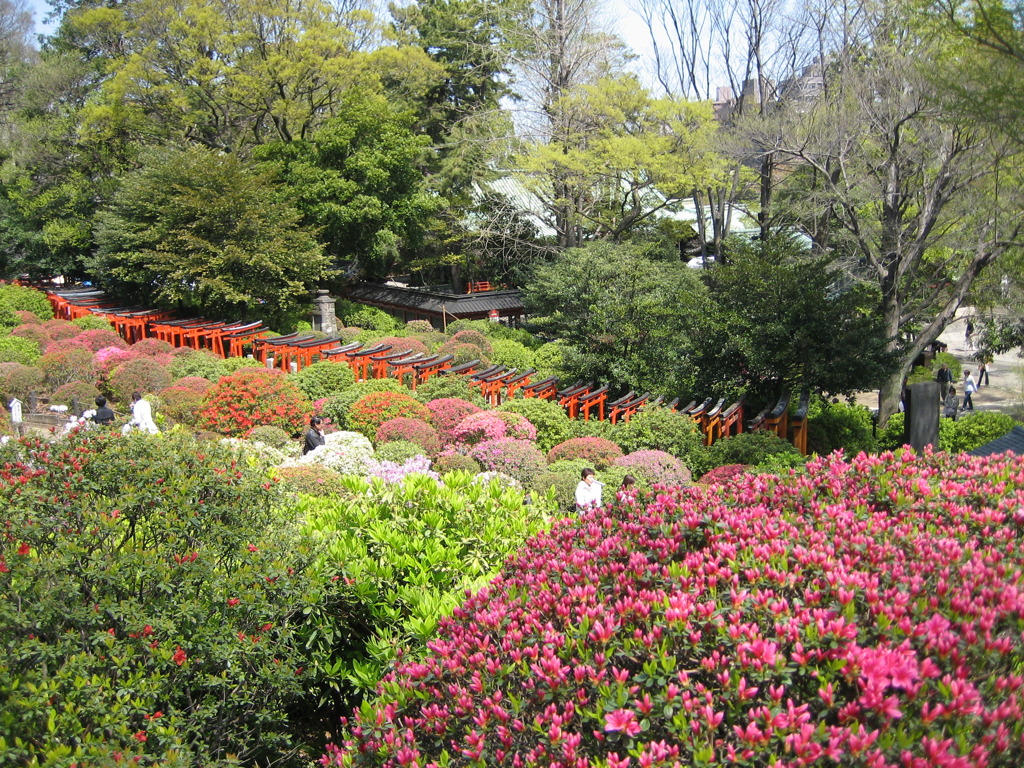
[698,463,748,485]
[66,329,128,353]
[452,410,537,447]
[612,449,691,486]
[93,346,133,377]
[469,438,546,485]
[106,358,172,404]
[425,398,482,444]
[168,376,214,394]
[41,318,80,341]
[129,337,175,358]
[446,329,492,355]
[323,449,1024,768]
[547,436,624,469]
[376,417,441,456]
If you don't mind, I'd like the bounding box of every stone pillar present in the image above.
[904,381,939,452]
[312,290,338,334]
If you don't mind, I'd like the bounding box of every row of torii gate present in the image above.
[44,288,809,453]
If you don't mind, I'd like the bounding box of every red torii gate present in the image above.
[346,344,392,381]
[219,323,269,359]
[502,369,534,401]
[370,347,416,379]
[557,382,593,419]
[578,385,610,421]
[411,354,454,389]
[522,376,558,400]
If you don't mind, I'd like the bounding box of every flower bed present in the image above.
[324,449,1024,767]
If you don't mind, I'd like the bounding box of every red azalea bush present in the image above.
[698,463,749,485]
[41,318,81,341]
[452,410,537,447]
[347,391,432,440]
[375,336,429,357]
[547,436,624,469]
[51,380,102,408]
[469,437,547,484]
[612,449,691,486]
[0,362,44,401]
[198,368,313,437]
[324,449,1024,768]
[129,338,176,358]
[66,328,128,353]
[169,376,214,394]
[106,357,172,404]
[14,310,41,325]
[426,398,482,443]
[39,347,96,388]
[376,417,441,456]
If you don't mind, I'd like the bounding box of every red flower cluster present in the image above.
[197,368,312,437]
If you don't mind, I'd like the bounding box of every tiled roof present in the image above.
[969,425,1024,457]
[344,283,525,318]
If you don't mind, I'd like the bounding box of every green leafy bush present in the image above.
[413,375,486,406]
[347,391,432,440]
[489,339,535,371]
[934,351,962,381]
[51,380,102,408]
[877,411,1017,454]
[532,340,571,379]
[0,431,333,767]
[0,335,42,366]
[296,472,553,698]
[71,314,115,331]
[498,397,573,451]
[0,362,44,402]
[157,386,206,427]
[0,284,52,320]
[106,357,173,404]
[322,379,410,429]
[531,460,629,510]
[246,424,293,450]
[198,368,313,437]
[219,356,263,374]
[39,346,96,388]
[807,398,878,455]
[374,439,427,463]
[432,452,480,474]
[275,464,347,497]
[290,360,356,400]
[612,405,705,465]
[168,349,227,382]
[704,430,802,471]
[405,320,434,334]
[337,301,400,332]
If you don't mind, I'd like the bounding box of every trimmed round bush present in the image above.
[613,405,705,464]
[289,360,356,400]
[0,335,42,366]
[10,324,51,350]
[374,439,427,464]
[246,425,293,450]
[445,329,492,355]
[547,436,623,469]
[14,309,42,325]
[219,356,263,374]
[532,340,571,379]
[376,417,441,456]
[340,303,400,332]
[51,380,102,409]
[405,320,434,334]
[39,347,96,388]
[705,430,801,470]
[93,346,133,377]
[440,341,488,365]
[66,329,128,353]
[414,375,486,406]
[452,410,537,447]
[71,314,114,331]
[169,376,214,394]
[489,339,535,371]
[697,462,748,484]
[329,450,1024,768]
[374,336,429,357]
[347,391,432,440]
[168,349,227,382]
[128,337,175,358]
[42,319,84,341]
[807,399,878,455]
[106,357,172,404]
[157,386,206,427]
[322,379,410,429]
[498,397,572,451]
[0,283,52,319]
[612,449,691,486]
[469,437,546,485]
[425,397,482,443]
[0,362,44,402]
[433,452,481,475]
[275,464,347,497]
[198,368,313,437]
[531,461,630,510]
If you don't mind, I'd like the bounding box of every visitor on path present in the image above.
[91,395,115,425]
[575,468,603,511]
[961,372,976,412]
[965,318,975,349]
[123,391,159,435]
[943,387,960,420]
[978,361,991,387]
[935,364,952,401]
[303,416,326,455]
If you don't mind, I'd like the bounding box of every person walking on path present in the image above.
[944,387,960,419]
[936,364,953,401]
[961,371,977,411]
[978,361,991,387]
[965,318,976,349]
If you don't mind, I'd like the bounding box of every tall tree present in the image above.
[769,5,1024,425]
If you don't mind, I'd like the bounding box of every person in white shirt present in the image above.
[575,468,603,511]
[124,390,160,435]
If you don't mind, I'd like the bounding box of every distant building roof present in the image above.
[969,426,1024,457]
[344,282,525,322]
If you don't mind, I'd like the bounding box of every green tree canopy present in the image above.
[523,241,704,396]
[91,145,329,329]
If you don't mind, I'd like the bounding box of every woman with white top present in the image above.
[574,467,603,511]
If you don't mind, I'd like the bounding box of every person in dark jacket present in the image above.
[91,396,115,425]
[303,416,326,455]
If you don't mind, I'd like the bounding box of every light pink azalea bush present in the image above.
[612,449,691,486]
[452,411,537,447]
[425,398,481,444]
[65,329,128,353]
[323,449,1024,768]
[469,437,546,485]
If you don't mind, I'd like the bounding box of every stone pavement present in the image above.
[854,308,1024,418]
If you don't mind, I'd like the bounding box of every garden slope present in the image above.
[327,449,1024,767]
